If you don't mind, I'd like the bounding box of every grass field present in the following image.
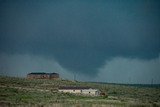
[0,76,160,107]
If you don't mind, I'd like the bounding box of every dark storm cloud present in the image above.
[0,0,160,76]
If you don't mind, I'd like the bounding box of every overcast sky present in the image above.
[0,0,160,84]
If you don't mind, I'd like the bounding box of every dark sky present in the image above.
[0,0,160,84]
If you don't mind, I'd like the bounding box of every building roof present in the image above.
[59,86,92,90]
[28,72,46,75]
[28,72,59,75]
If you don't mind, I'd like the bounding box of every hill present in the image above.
[0,76,160,107]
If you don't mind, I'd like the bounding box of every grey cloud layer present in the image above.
[0,53,159,84]
[0,0,160,78]
[98,55,160,84]
[0,53,73,79]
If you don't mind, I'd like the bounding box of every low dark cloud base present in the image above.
[0,0,160,77]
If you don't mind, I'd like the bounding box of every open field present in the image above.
[0,76,160,107]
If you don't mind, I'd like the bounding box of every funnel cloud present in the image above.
[0,0,160,84]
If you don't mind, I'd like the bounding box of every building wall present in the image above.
[82,89,100,96]
[27,74,49,79]
[27,73,59,79]
[59,89,81,94]
[50,74,59,79]
[58,89,100,96]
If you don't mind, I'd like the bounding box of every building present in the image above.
[27,72,59,79]
[58,86,100,96]
[48,73,59,79]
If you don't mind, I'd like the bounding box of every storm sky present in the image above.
[0,0,160,84]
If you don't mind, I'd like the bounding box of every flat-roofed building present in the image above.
[58,86,100,96]
[27,72,59,79]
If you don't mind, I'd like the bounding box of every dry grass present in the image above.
[0,76,160,107]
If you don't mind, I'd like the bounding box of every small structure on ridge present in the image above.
[27,72,59,79]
